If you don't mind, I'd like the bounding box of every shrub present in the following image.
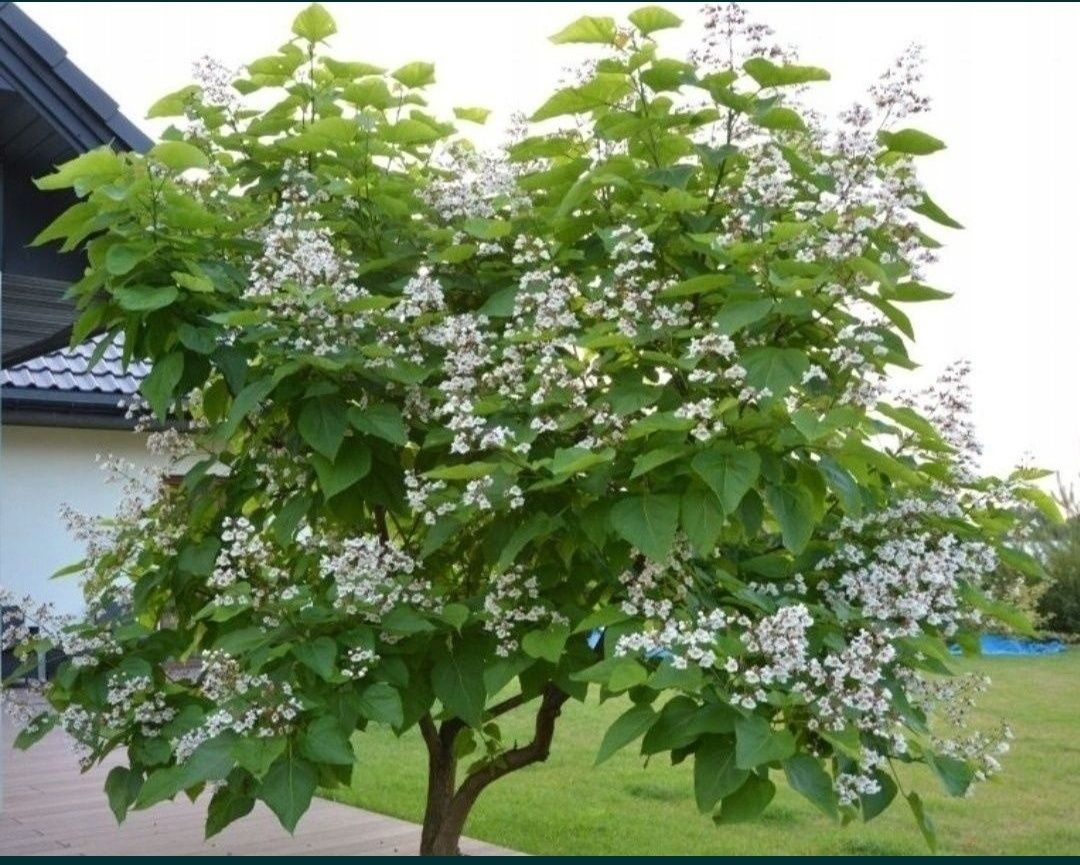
[1036,483,1080,633]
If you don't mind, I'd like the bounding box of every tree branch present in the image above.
[457,684,568,802]
[485,691,532,720]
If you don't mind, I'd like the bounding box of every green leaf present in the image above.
[13,713,56,749]
[292,636,337,680]
[425,462,500,481]
[784,755,838,818]
[816,455,859,516]
[595,704,657,765]
[742,347,809,396]
[734,715,796,768]
[141,352,184,420]
[879,128,945,155]
[754,106,806,132]
[743,58,830,88]
[715,774,776,824]
[272,494,311,546]
[861,772,898,821]
[146,85,199,119]
[694,735,748,813]
[659,274,729,298]
[234,736,286,778]
[928,753,975,798]
[259,754,317,833]
[343,78,393,109]
[906,791,938,852]
[641,696,736,754]
[205,784,255,839]
[454,106,491,124]
[631,445,688,479]
[531,74,634,122]
[292,3,337,42]
[715,299,772,334]
[358,682,404,727]
[571,656,647,692]
[691,447,760,514]
[432,643,486,727]
[680,486,725,555]
[392,61,436,89]
[298,396,348,459]
[137,734,236,809]
[522,625,571,664]
[610,494,680,561]
[496,513,558,571]
[960,584,1036,636]
[1015,486,1064,525]
[105,243,147,276]
[301,716,354,766]
[114,284,178,311]
[311,439,371,500]
[550,16,617,44]
[628,6,682,34]
[36,147,122,191]
[888,282,953,303]
[382,606,436,634]
[104,765,142,824]
[550,446,615,477]
[913,192,963,228]
[764,484,816,553]
[213,626,270,655]
[149,141,209,171]
[217,378,275,441]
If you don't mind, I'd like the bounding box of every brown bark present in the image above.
[417,685,568,856]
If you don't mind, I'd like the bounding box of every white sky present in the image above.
[19,1,1080,485]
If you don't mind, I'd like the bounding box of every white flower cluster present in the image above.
[341,646,379,680]
[193,55,240,110]
[483,566,568,656]
[174,651,302,762]
[583,226,689,339]
[105,673,176,737]
[421,143,529,223]
[821,497,996,638]
[318,534,436,621]
[211,516,287,609]
[245,171,369,356]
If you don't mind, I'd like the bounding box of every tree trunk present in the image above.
[419,715,460,856]
[416,685,568,856]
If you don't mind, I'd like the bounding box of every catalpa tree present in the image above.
[5,3,1054,855]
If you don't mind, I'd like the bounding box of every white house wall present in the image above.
[1,425,156,616]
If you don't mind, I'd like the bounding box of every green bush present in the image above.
[1036,484,1080,633]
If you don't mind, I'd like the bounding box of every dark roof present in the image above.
[1,1,153,369]
[1,334,146,395]
[1,335,146,428]
[1,273,79,363]
[0,2,151,155]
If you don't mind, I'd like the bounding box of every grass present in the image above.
[325,650,1080,855]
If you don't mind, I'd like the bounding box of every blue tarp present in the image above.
[952,634,1067,656]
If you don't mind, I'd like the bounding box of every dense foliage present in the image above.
[3,3,1057,854]
[1036,484,1080,634]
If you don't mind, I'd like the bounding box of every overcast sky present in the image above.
[19,2,1080,485]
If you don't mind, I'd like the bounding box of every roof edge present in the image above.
[0,1,152,154]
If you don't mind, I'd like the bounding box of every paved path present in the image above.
[0,720,513,856]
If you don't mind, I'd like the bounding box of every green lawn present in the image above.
[326,650,1080,855]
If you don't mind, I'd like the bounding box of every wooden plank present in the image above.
[1,721,519,856]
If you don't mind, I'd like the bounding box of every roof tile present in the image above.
[0,335,148,395]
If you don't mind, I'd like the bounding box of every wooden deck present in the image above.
[0,720,514,856]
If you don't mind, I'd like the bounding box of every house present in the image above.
[1,1,153,615]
